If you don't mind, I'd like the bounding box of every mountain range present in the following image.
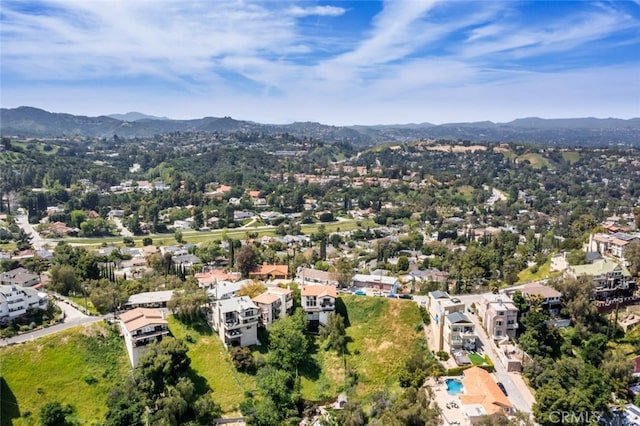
[1,106,639,147]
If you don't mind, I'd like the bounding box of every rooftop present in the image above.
[120,308,167,333]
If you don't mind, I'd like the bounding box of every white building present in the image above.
[210,296,259,348]
[301,285,337,328]
[119,308,170,367]
[0,284,49,323]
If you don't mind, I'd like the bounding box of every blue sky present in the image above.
[1,0,639,125]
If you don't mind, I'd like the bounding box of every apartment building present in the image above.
[0,285,48,322]
[119,308,170,367]
[478,294,519,341]
[428,291,476,352]
[210,296,259,348]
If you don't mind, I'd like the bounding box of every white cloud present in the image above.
[287,5,346,17]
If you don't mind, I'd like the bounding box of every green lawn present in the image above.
[0,323,129,426]
[468,352,488,366]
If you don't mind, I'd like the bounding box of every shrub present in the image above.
[230,346,254,371]
[436,351,450,361]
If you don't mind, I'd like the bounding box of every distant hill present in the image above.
[107,112,171,121]
[1,106,639,147]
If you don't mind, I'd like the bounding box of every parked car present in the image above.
[398,294,413,300]
[496,382,508,396]
[386,294,398,298]
[354,290,366,296]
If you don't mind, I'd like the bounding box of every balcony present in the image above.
[320,303,335,311]
[225,328,243,339]
[239,310,258,320]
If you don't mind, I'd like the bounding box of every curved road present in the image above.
[0,299,105,347]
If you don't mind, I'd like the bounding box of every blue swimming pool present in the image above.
[445,378,464,396]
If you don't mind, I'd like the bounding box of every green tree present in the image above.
[49,264,79,295]
[625,241,640,276]
[236,244,257,278]
[268,309,309,372]
[320,312,346,353]
[39,401,72,426]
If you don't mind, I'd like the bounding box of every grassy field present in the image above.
[517,153,551,170]
[0,323,129,426]
[561,151,580,164]
[58,218,375,248]
[335,296,423,398]
[166,316,256,415]
[517,259,561,283]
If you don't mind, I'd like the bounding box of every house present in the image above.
[0,285,48,323]
[478,294,519,341]
[301,285,337,328]
[206,279,248,300]
[460,367,514,424]
[119,308,169,367]
[125,290,174,309]
[566,258,635,301]
[351,273,399,293]
[265,286,294,315]
[250,263,289,281]
[444,311,477,354]
[210,296,259,348]
[195,269,241,288]
[0,267,41,288]
[252,292,283,329]
[504,282,562,315]
[427,291,468,352]
[296,267,339,287]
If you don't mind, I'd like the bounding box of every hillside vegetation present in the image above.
[1,323,129,426]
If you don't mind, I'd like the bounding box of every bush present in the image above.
[142,237,153,246]
[436,351,450,361]
[39,401,72,426]
[83,375,98,385]
[230,346,254,371]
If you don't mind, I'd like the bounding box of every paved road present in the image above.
[0,299,104,348]
[14,212,50,251]
[112,217,133,237]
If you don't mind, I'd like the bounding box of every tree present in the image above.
[49,264,79,295]
[168,288,207,323]
[236,244,258,278]
[237,280,267,298]
[332,257,355,288]
[40,401,72,426]
[230,346,254,371]
[320,312,346,353]
[625,241,640,277]
[76,252,101,281]
[268,309,309,372]
[397,256,410,273]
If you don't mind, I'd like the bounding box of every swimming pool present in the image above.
[445,378,464,396]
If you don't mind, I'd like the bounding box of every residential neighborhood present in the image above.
[1,126,640,425]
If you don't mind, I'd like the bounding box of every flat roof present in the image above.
[126,290,174,305]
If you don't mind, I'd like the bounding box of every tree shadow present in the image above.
[187,367,211,397]
[335,298,350,328]
[175,316,213,336]
[1,376,20,425]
